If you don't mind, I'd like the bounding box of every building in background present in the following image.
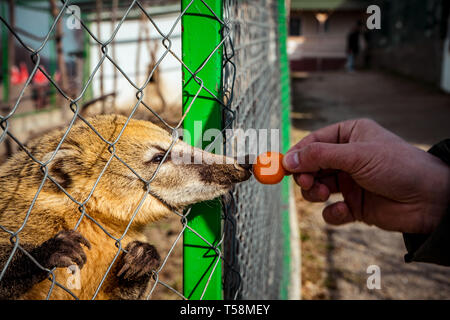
[370,0,450,91]
[288,0,450,93]
[1,0,181,114]
[288,0,371,72]
[88,4,181,111]
[0,0,181,159]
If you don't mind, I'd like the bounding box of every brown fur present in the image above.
[0,114,251,299]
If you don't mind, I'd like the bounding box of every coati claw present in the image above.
[39,230,91,270]
[116,241,161,281]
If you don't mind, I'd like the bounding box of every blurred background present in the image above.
[288,0,450,299]
[0,0,181,160]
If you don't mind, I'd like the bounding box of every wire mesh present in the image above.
[0,0,287,300]
[223,0,285,300]
[0,0,222,300]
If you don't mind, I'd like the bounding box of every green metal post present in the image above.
[181,0,223,300]
[278,0,292,300]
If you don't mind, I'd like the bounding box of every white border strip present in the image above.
[288,182,301,300]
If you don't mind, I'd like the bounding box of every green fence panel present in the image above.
[181,0,224,300]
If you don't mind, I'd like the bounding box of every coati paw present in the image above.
[117,241,161,281]
[40,230,91,270]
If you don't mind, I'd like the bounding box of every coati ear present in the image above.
[41,149,77,189]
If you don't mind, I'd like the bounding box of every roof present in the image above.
[15,0,179,13]
[291,0,373,10]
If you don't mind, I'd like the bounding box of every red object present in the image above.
[10,66,21,85]
[54,71,61,83]
[253,151,288,185]
[32,67,49,85]
[19,62,29,84]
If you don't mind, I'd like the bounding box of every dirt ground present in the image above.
[291,71,450,300]
[143,214,184,300]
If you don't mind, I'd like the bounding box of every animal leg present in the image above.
[107,241,161,300]
[0,230,90,299]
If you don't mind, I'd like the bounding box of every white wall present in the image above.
[288,11,362,60]
[89,12,181,109]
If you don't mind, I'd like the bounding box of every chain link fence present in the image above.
[222,0,288,300]
[0,0,290,300]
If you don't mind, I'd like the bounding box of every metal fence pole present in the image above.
[181,0,224,300]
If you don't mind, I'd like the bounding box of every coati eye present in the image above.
[149,154,165,163]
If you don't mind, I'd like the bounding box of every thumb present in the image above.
[282,142,362,173]
[322,201,355,225]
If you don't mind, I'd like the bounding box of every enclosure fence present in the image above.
[221,0,291,299]
[0,0,291,300]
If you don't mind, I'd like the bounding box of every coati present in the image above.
[0,114,251,300]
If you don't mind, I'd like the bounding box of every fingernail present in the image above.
[332,204,346,221]
[332,206,343,220]
[284,152,299,169]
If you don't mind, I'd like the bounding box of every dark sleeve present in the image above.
[403,139,450,266]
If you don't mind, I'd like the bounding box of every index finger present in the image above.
[287,119,358,153]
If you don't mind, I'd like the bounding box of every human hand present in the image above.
[283,119,450,234]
